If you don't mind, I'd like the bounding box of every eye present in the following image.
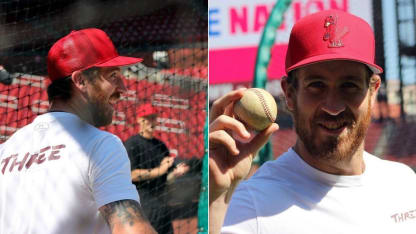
[109,73,121,82]
[341,82,360,90]
[307,81,326,89]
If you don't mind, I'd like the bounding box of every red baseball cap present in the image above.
[285,10,383,74]
[47,28,143,81]
[136,103,158,118]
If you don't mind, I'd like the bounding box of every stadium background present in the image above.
[0,0,207,233]
[209,0,416,172]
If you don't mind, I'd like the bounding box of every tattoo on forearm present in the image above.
[100,199,149,230]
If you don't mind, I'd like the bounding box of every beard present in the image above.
[87,83,116,127]
[292,98,372,162]
[88,98,114,127]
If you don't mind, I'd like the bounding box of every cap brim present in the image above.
[95,56,143,67]
[138,112,157,118]
[286,54,383,75]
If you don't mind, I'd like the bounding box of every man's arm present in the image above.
[131,156,174,182]
[209,89,278,234]
[99,199,157,234]
[166,162,190,183]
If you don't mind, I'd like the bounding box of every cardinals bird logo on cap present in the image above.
[323,15,349,48]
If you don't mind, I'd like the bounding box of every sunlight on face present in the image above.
[290,61,375,161]
[138,115,157,139]
[85,67,124,127]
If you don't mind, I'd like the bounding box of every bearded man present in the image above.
[209,10,416,234]
[0,28,156,234]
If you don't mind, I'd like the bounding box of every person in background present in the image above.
[125,103,190,234]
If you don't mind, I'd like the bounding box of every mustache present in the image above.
[314,109,356,124]
[110,92,121,100]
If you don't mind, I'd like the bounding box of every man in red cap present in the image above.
[0,28,156,234]
[209,10,416,234]
[124,103,190,234]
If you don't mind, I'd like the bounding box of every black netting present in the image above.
[0,0,207,233]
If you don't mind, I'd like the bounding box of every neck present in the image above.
[140,131,153,139]
[49,93,94,126]
[293,140,366,175]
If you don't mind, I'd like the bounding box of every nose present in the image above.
[321,90,346,116]
[116,76,127,94]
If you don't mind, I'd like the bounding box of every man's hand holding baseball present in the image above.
[208,89,278,234]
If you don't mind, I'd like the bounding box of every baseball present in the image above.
[233,88,278,132]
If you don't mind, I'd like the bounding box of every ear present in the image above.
[71,71,87,92]
[281,76,295,111]
[370,74,381,106]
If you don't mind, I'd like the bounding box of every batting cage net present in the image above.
[0,0,207,233]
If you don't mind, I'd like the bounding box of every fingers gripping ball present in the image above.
[233,88,278,132]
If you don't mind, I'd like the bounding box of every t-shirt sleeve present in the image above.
[90,134,140,209]
[221,184,259,234]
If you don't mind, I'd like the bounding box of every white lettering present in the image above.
[156,118,185,134]
[153,94,189,109]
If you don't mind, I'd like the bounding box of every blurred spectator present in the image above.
[124,103,190,234]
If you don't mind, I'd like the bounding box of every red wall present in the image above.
[0,75,206,159]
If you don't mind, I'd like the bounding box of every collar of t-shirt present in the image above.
[36,112,83,124]
[287,148,369,187]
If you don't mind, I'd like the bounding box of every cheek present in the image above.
[96,86,114,100]
[346,92,367,107]
[296,92,320,116]
[101,82,114,96]
[293,97,315,131]
[346,92,371,117]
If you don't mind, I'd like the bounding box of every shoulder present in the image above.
[77,129,129,167]
[1,121,36,152]
[85,129,124,150]
[2,125,28,143]
[125,134,144,144]
[227,152,298,217]
[124,135,147,153]
[248,150,299,184]
[152,137,167,146]
[365,152,416,180]
[93,132,126,154]
[224,162,295,234]
[4,114,40,140]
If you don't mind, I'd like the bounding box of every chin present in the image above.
[147,130,155,137]
[310,126,365,162]
[94,118,112,127]
[93,111,114,127]
[317,140,352,161]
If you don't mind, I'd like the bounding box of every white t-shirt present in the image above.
[222,148,416,234]
[0,112,139,234]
